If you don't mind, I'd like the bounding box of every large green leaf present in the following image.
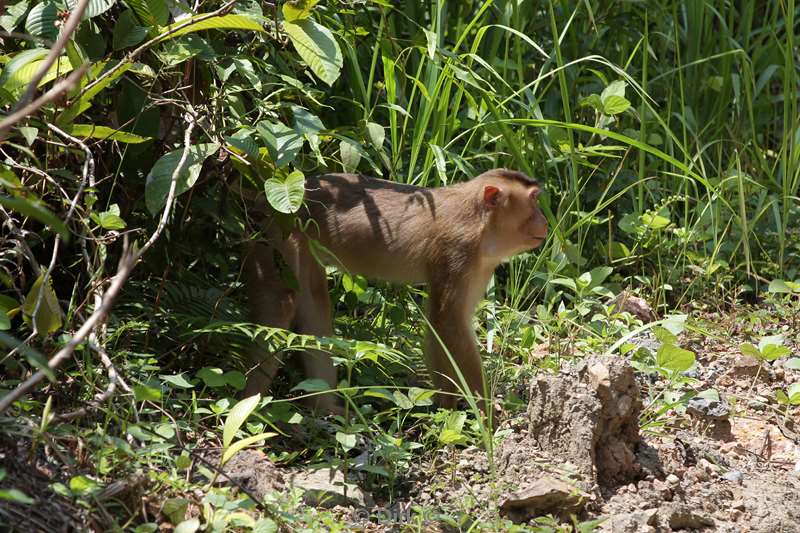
[221,432,277,465]
[145,143,220,215]
[0,49,49,90]
[222,394,261,449]
[284,18,342,86]
[0,1,31,34]
[24,1,58,40]
[282,0,319,22]
[264,170,305,214]
[113,9,148,50]
[57,60,133,124]
[22,274,62,336]
[656,344,695,373]
[126,0,168,28]
[3,56,74,94]
[159,14,264,41]
[67,124,151,143]
[256,120,303,167]
[66,0,116,19]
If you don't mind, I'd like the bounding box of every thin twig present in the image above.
[0,113,197,414]
[0,65,89,139]
[14,0,90,113]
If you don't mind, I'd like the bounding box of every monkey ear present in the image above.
[529,186,542,200]
[483,185,502,207]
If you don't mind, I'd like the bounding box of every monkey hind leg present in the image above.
[243,240,298,397]
[293,241,341,414]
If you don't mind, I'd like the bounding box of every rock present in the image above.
[686,397,730,420]
[666,474,680,486]
[214,449,284,501]
[611,291,655,323]
[602,509,658,532]
[722,470,744,483]
[526,356,642,486]
[288,467,371,508]
[730,355,763,378]
[663,504,715,530]
[499,475,588,522]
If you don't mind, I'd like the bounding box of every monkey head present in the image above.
[478,169,548,259]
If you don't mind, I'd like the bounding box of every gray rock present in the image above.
[288,467,371,508]
[500,475,588,522]
[722,469,744,483]
[686,397,730,420]
[663,503,715,530]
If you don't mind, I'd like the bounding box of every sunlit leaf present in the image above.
[223,394,261,448]
[145,143,220,215]
[264,170,305,214]
[284,18,342,86]
[22,274,62,335]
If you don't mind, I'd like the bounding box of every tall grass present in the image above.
[333,0,799,304]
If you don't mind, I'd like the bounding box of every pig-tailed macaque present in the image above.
[244,168,547,415]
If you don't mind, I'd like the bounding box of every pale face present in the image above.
[483,180,548,258]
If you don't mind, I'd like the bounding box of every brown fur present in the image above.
[244,169,547,413]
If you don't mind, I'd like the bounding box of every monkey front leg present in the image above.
[426,305,489,414]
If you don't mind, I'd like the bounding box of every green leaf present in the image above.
[0,1,30,34]
[25,2,58,40]
[69,475,100,494]
[66,0,116,19]
[290,378,330,392]
[22,274,62,335]
[758,335,785,352]
[656,344,695,373]
[335,431,356,451]
[602,95,630,115]
[0,310,9,331]
[174,518,200,533]
[160,373,195,388]
[0,49,49,90]
[788,383,800,404]
[126,0,168,28]
[740,342,761,359]
[67,124,151,144]
[57,60,133,124]
[339,139,361,172]
[94,204,127,230]
[162,498,189,524]
[264,170,305,214]
[145,143,220,215]
[223,394,261,449]
[0,195,68,240]
[588,266,613,288]
[282,0,319,22]
[760,344,790,361]
[18,126,38,145]
[652,326,677,346]
[225,131,259,159]
[768,279,800,294]
[366,122,385,148]
[284,18,342,86]
[785,357,800,370]
[113,9,148,50]
[133,385,162,401]
[0,488,35,504]
[601,80,626,100]
[221,432,277,465]
[159,14,264,41]
[256,121,303,167]
[196,367,227,388]
[579,93,603,111]
[292,105,324,135]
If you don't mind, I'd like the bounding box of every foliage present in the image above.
[1,0,799,530]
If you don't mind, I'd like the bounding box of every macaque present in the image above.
[244,168,547,414]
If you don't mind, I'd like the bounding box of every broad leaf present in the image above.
[339,139,361,172]
[264,170,305,214]
[223,394,261,448]
[0,1,30,34]
[22,274,62,336]
[133,385,162,401]
[284,18,342,86]
[221,432,277,465]
[256,120,303,167]
[145,142,220,215]
[25,2,58,40]
[67,124,151,143]
[603,95,630,115]
[113,9,148,50]
[66,0,116,19]
[656,344,695,373]
[159,14,264,41]
[282,0,319,22]
[0,49,49,90]
[335,431,356,451]
[127,0,168,28]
